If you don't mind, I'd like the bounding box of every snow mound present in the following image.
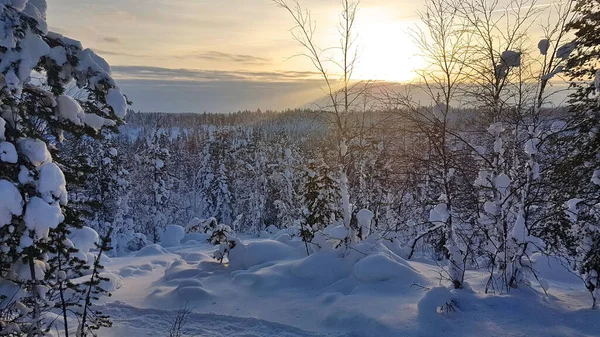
[163,259,203,281]
[99,272,123,292]
[228,239,300,270]
[119,264,153,278]
[417,286,457,323]
[291,252,350,287]
[353,253,425,283]
[135,244,169,257]
[181,232,209,244]
[160,225,185,247]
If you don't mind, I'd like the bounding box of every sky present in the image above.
[48,0,560,113]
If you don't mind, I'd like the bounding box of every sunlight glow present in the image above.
[353,8,423,82]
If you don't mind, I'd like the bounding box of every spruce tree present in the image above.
[0,1,127,333]
[299,161,342,252]
[545,0,600,309]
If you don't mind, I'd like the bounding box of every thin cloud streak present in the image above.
[178,51,271,65]
[112,65,321,82]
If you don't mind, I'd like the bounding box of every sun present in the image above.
[352,9,423,82]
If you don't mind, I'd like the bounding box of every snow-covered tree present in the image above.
[299,161,341,252]
[0,0,127,334]
[545,0,600,309]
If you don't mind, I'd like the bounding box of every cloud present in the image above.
[111,65,320,82]
[180,51,271,65]
[91,49,149,58]
[102,37,122,44]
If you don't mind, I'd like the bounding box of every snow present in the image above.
[417,286,456,323]
[17,138,52,166]
[493,138,503,153]
[23,196,63,239]
[228,239,299,270]
[592,169,600,186]
[524,138,540,155]
[551,120,567,133]
[134,244,170,257]
[107,88,128,118]
[0,141,17,163]
[356,209,373,239]
[556,41,576,59]
[36,162,67,204]
[501,50,521,67]
[323,224,348,241]
[429,203,449,223]
[92,236,600,337]
[565,198,583,222]
[16,30,49,81]
[83,112,116,130]
[538,39,550,55]
[48,46,67,65]
[0,179,23,227]
[160,225,185,247]
[542,65,563,81]
[474,171,490,187]
[69,226,99,253]
[3,0,28,11]
[352,253,425,283]
[483,201,498,215]
[15,259,47,280]
[494,173,511,190]
[56,95,85,126]
[0,117,5,140]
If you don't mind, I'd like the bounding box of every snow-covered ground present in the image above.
[95,234,599,337]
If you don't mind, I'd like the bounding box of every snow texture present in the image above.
[0,179,23,227]
[429,203,449,223]
[24,196,63,239]
[56,95,85,126]
[0,117,5,140]
[69,226,100,253]
[17,138,51,166]
[36,162,67,204]
[0,141,17,163]
[356,209,373,239]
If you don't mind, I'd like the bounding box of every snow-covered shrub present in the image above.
[185,217,218,234]
[210,224,237,263]
[417,286,458,321]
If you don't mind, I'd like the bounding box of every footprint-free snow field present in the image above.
[98,236,599,337]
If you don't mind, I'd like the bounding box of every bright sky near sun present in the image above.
[47,0,557,112]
